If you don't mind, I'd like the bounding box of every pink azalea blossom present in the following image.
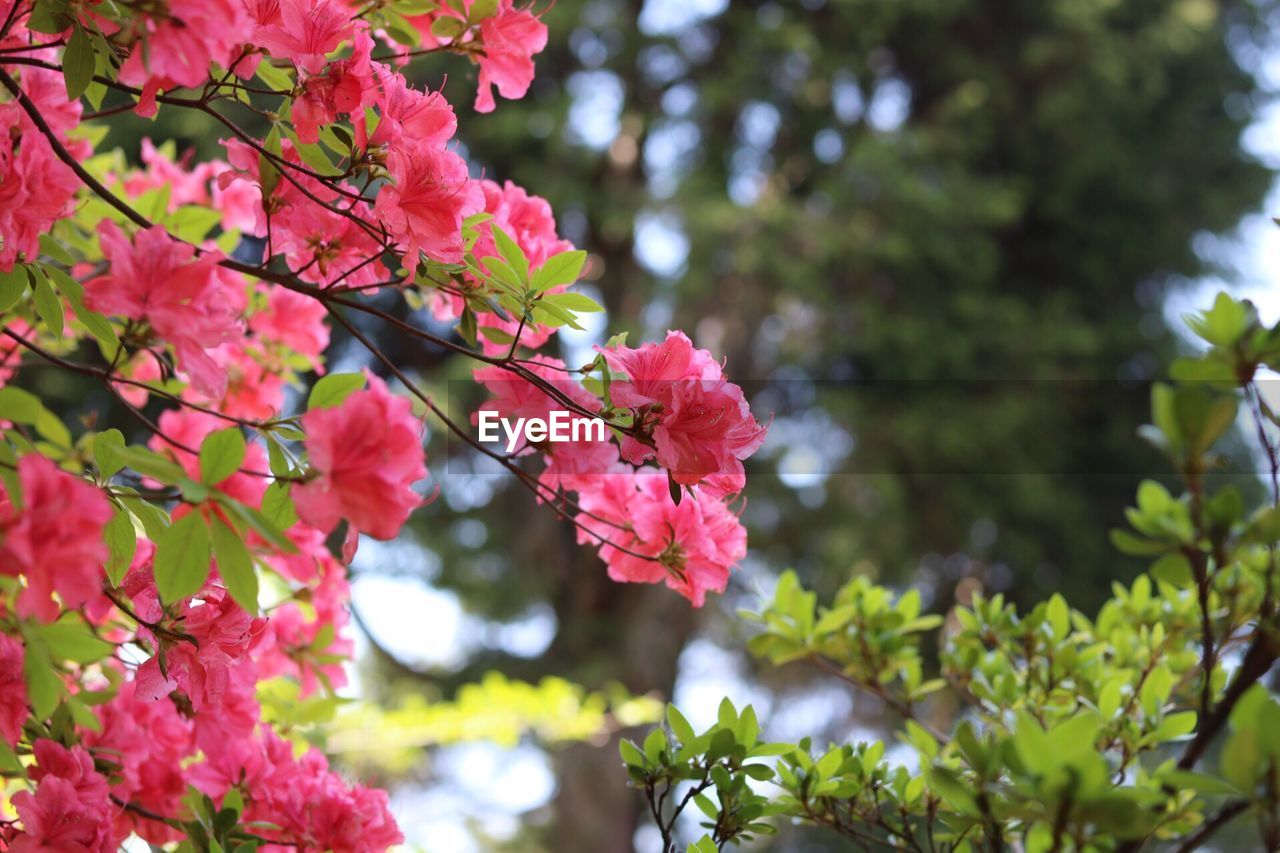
[186,343,287,421]
[86,222,244,399]
[125,566,266,723]
[367,65,457,150]
[374,142,483,268]
[0,105,81,271]
[0,632,28,746]
[292,29,375,143]
[256,559,352,695]
[85,681,195,845]
[412,0,547,113]
[0,320,31,389]
[292,373,427,547]
[271,183,388,288]
[10,740,118,853]
[248,285,330,362]
[190,728,403,851]
[576,468,747,607]
[473,357,617,490]
[598,331,768,494]
[255,0,353,74]
[117,0,252,116]
[0,454,113,622]
[473,0,549,113]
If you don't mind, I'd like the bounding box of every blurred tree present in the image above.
[352,0,1280,849]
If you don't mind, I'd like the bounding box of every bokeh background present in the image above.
[92,0,1280,849]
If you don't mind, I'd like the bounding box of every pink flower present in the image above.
[121,139,217,208]
[473,0,548,113]
[407,1,546,113]
[248,285,330,362]
[271,185,388,289]
[473,357,618,489]
[0,320,31,389]
[367,66,457,150]
[0,455,112,622]
[0,633,28,746]
[85,681,195,845]
[255,0,353,74]
[86,222,244,399]
[374,142,483,268]
[185,343,287,421]
[0,106,80,271]
[126,567,266,724]
[598,331,768,494]
[117,0,252,116]
[291,29,375,143]
[292,374,427,546]
[576,468,746,606]
[256,560,352,695]
[190,728,403,851]
[10,741,117,853]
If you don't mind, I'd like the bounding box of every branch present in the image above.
[1172,800,1250,853]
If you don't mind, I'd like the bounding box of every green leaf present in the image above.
[23,634,63,719]
[0,264,29,311]
[63,25,96,101]
[30,267,64,338]
[0,386,41,424]
[307,372,366,410]
[457,305,478,347]
[47,264,119,355]
[693,792,719,819]
[261,481,298,530]
[35,407,71,447]
[430,15,467,39]
[114,445,187,484]
[282,127,344,176]
[199,428,247,485]
[1154,710,1198,741]
[469,0,499,20]
[165,206,223,243]
[38,235,74,265]
[667,703,696,745]
[93,428,126,478]
[255,60,294,93]
[1046,593,1070,639]
[717,696,737,729]
[619,739,646,768]
[643,727,667,763]
[210,515,258,613]
[219,497,298,554]
[37,618,114,664]
[104,507,137,586]
[153,511,212,603]
[546,291,606,314]
[490,225,529,283]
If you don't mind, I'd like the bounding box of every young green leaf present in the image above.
[104,508,138,586]
[308,372,366,410]
[199,428,247,485]
[30,268,64,339]
[153,510,212,603]
[63,25,97,100]
[37,619,114,664]
[532,250,588,291]
[0,265,29,311]
[210,515,258,613]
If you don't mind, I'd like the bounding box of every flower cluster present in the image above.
[0,0,762,847]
